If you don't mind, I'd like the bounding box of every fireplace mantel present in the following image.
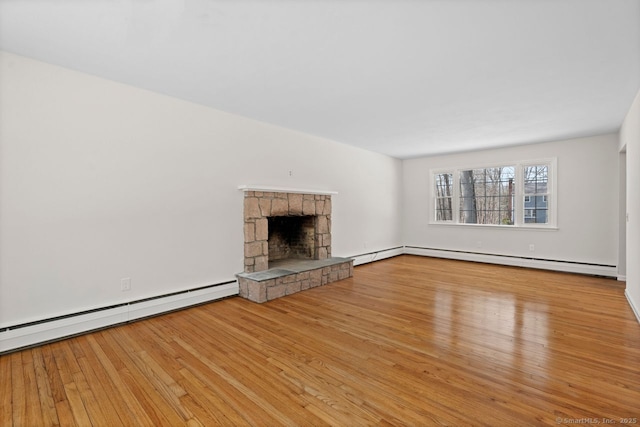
[238,185,337,196]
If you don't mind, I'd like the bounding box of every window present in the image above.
[459,167,515,225]
[523,165,549,224]
[434,173,453,221]
[432,159,555,228]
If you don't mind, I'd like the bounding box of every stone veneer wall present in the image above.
[243,191,331,273]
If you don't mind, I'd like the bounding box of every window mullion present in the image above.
[453,172,460,224]
[514,164,523,227]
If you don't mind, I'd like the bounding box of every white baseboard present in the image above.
[403,247,618,278]
[351,247,404,266]
[625,290,640,325]
[0,282,238,354]
[618,275,627,281]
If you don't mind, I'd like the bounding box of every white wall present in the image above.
[618,151,627,280]
[0,51,403,328]
[620,88,640,321]
[403,134,620,268]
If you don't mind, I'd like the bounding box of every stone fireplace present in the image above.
[237,187,353,303]
[242,191,331,273]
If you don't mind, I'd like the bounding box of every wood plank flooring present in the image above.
[2,255,640,426]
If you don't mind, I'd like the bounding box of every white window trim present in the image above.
[430,158,558,229]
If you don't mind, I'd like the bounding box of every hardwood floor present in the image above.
[3,255,640,426]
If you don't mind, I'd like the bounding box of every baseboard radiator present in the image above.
[404,246,618,278]
[351,246,405,266]
[0,281,237,355]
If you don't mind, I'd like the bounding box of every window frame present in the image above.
[430,158,557,229]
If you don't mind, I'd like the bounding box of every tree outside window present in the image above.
[459,167,515,225]
[435,173,453,221]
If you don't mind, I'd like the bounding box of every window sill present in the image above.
[428,222,558,231]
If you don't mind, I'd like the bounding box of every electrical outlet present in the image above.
[121,277,131,292]
[529,244,535,252]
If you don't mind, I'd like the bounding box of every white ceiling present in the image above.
[1,0,639,159]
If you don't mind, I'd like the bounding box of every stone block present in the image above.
[315,200,325,214]
[300,280,310,290]
[283,274,296,284]
[271,198,289,216]
[244,222,255,243]
[323,198,332,215]
[296,271,310,281]
[302,200,316,215]
[317,215,329,233]
[255,218,268,241]
[309,269,322,287]
[238,278,248,297]
[338,269,350,280]
[259,198,272,217]
[267,284,287,300]
[245,279,267,303]
[254,256,268,272]
[286,281,302,295]
[244,197,261,219]
[329,271,339,282]
[245,241,264,258]
[317,247,328,260]
[288,193,303,214]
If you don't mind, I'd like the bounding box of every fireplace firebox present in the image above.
[268,215,316,264]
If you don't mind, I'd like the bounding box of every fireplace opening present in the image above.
[268,216,316,265]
